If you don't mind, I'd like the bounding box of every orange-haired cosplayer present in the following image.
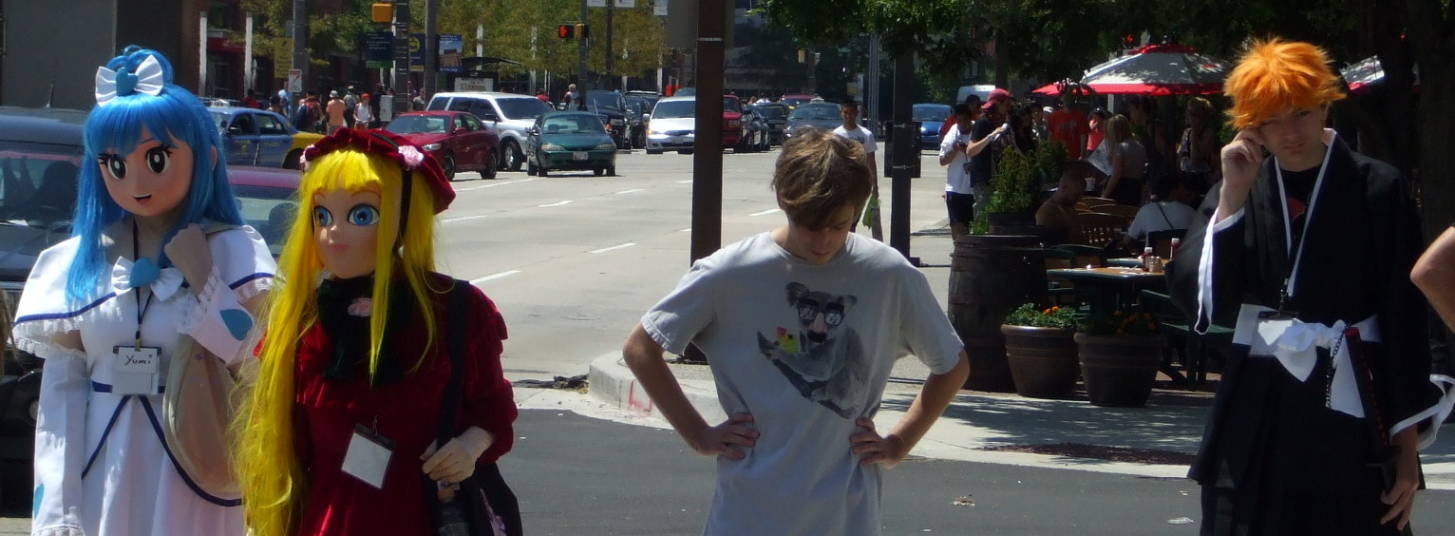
[234,129,519,536]
[1168,39,1454,534]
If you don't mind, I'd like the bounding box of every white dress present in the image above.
[12,221,275,536]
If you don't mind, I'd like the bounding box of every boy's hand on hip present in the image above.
[850,418,908,468]
[691,413,758,461]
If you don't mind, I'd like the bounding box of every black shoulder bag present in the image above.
[429,280,523,536]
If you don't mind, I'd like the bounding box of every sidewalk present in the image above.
[584,350,1455,489]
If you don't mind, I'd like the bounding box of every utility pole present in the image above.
[577,0,589,110]
[605,0,614,91]
[424,0,437,99]
[690,0,724,263]
[292,0,307,96]
[888,52,915,261]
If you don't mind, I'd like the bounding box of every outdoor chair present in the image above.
[1076,196,1117,210]
[1089,203,1139,220]
[1139,289,1234,386]
[1075,212,1128,248]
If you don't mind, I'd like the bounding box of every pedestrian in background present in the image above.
[939,103,1004,239]
[343,86,359,129]
[832,99,881,240]
[1047,89,1089,160]
[1101,114,1148,205]
[622,129,968,536]
[970,88,1013,218]
[939,94,981,141]
[1169,38,1452,535]
[1178,96,1221,196]
[326,90,346,134]
[354,93,373,130]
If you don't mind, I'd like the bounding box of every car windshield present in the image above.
[651,100,695,119]
[0,140,84,274]
[540,115,606,134]
[913,104,952,122]
[496,97,550,120]
[589,93,624,112]
[756,105,788,119]
[386,115,449,134]
[789,105,839,120]
[722,98,741,113]
[233,183,297,258]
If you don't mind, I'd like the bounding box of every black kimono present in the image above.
[1168,133,1451,534]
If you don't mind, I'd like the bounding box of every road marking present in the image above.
[441,214,488,223]
[678,228,692,232]
[470,270,521,284]
[750,208,782,217]
[458,177,541,191]
[538,200,573,208]
[589,242,637,254]
[676,179,692,184]
[615,188,646,195]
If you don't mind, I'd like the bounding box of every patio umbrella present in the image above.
[1033,44,1230,96]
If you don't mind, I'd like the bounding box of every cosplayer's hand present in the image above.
[1219,129,1266,193]
[164,224,214,295]
[849,418,908,468]
[691,413,757,461]
[421,426,493,485]
[1380,449,1420,530]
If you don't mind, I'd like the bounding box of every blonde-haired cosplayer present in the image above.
[235,129,518,536]
[1169,38,1455,534]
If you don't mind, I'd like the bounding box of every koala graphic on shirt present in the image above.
[757,282,869,418]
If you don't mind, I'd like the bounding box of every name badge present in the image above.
[342,424,394,490]
[110,346,161,395]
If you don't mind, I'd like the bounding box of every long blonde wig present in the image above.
[234,148,444,536]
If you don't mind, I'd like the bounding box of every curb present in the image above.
[586,352,726,425]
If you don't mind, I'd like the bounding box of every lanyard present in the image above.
[131,219,155,349]
[1272,133,1336,308]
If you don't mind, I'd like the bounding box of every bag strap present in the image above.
[436,280,468,447]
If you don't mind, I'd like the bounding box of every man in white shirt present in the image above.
[832,100,881,240]
[1125,175,1197,241]
[939,103,1007,239]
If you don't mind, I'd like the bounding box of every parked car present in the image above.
[784,102,843,139]
[780,94,818,111]
[385,111,500,180]
[625,90,661,110]
[426,91,552,172]
[753,102,790,145]
[914,103,953,150]
[673,87,696,96]
[0,105,304,507]
[585,91,629,149]
[721,95,746,151]
[210,107,323,169]
[644,96,696,155]
[525,111,618,176]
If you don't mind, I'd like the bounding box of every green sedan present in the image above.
[525,111,618,176]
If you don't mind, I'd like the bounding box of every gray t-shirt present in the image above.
[641,232,963,536]
[832,125,877,154]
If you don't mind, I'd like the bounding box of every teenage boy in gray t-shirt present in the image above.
[622,129,970,535]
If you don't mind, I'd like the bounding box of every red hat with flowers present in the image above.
[299,128,456,213]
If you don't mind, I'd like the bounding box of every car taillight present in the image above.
[727,119,741,129]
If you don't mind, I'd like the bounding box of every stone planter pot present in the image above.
[1074,333,1164,407]
[1002,325,1079,399]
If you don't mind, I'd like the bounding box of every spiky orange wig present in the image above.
[1223,38,1345,129]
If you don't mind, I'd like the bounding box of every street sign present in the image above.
[439,34,464,73]
[455,78,493,92]
[617,0,635,7]
[287,69,302,93]
[654,1,667,15]
[587,0,605,6]
[409,33,425,72]
[365,31,393,69]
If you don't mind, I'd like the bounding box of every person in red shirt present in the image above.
[1046,91,1089,160]
[235,129,517,536]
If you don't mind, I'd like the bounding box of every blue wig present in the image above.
[66,46,244,304]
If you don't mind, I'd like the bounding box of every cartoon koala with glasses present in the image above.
[757,282,868,418]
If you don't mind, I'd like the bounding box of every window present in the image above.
[541,115,605,134]
[454,115,470,132]
[650,100,695,119]
[256,114,289,135]
[230,113,257,135]
[447,98,477,113]
[463,115,485,132]
[470,101,497,121]
[385,115,449,134]
[495,98,549,121]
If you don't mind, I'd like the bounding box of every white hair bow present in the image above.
[95,54,165,105]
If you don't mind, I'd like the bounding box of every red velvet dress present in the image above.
[292,277,516,536]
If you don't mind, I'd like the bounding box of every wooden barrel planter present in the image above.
[1074,333,1164,407]
[986,211,1044,239]
[1001,325,1078,399]
[949,235,1048,392]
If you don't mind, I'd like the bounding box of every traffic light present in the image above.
[371,3,392,23]
[575,23,589,39]
[557,24,573,39]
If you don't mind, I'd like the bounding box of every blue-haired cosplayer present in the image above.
[11,47,275,536]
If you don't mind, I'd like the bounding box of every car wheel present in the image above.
[442,153,457,181]
[594,168,605,176]
[481,150,498,180]
[504,140,524,171]
[607,165,617,176]
[646,149,662,155]
[538,165,548,177]
[283,149,303,170]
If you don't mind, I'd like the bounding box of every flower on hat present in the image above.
[397,145,425,169]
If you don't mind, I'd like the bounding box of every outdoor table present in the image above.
[1048,267,1178,381]
[1107,257,1143,268]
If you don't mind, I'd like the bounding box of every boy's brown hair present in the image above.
[772,129,873,229]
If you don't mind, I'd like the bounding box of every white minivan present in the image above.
[427,92,552,171]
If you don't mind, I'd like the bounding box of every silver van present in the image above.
[427,92,553,171]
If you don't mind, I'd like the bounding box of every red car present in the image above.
[385,111,500,180]
[722,95,744,150]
